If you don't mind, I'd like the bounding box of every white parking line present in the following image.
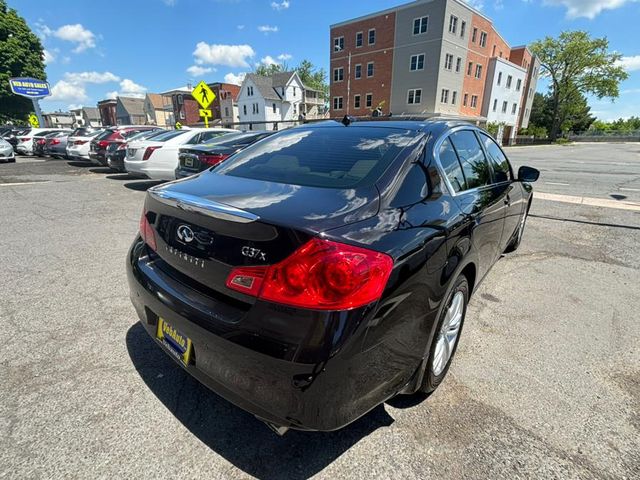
[0,181,50,187]
[619,187,640,192]
[545,182,570,186]
[535,192,640,212]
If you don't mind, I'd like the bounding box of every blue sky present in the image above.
[9,0,640,120]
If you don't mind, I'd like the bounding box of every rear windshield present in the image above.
[148,130,187,142]
[201,132,261,147]
[214,126,419,188]
[71,128,97,136]
[95,129,116,140]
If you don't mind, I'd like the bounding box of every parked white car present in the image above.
[15,128,64,155]
[66,128,103,161]
[0,138,15,163]
[124,128,237,180]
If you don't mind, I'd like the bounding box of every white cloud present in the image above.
[106,91,118,100]
[224,72,246,85]
[51,24,97,53]
[192,42,255,68]
[259,55,280,66]
[64,71,120,84]
[464,0,484,9]
[163,0,177,5]
[119,79,147,97]
[258,25,279,33]
[277,53,292,61]
[68,103,83,111]
[48,80,89,103]
[270,0,290,10]
[543,0,639,19]
[43,49,55,64]
[237,24,245,30]
[186,65,213,77]
[616,55,640,72]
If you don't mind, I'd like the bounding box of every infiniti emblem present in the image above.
[176,224,195,243]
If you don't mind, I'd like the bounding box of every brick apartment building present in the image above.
[330,0,540,143]
[162,83,241,127]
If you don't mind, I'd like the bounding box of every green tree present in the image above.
[0,0,47,123]
[530,31,628,140]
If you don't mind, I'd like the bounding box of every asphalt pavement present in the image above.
[0,144,638,479]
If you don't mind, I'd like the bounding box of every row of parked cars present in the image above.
[0,124,274,179]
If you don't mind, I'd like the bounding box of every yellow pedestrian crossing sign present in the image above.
[28,114,39,127]
[192,81,215,109]
[175,121,182,130]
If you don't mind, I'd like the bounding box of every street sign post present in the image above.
[9,77,50,127]
[192,80,216,128]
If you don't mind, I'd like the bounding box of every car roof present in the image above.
[304,118,479,137]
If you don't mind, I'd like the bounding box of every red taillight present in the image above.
[37,139,46,145]
[50,138,60,145]
[225,238,393,310]
[22,137,31,142]
[74,140,87,145]
[200,153,230,166]
[97,140,109,149]
[143,146,162,160]
[139,210,157,251]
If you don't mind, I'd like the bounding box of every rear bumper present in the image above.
[125,159,174,180]
[89,151,107,165]
[126,239,401,431]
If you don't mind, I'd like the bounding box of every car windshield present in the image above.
[214,126,420,188]
[128,130,163,142]
[148,130,188,142]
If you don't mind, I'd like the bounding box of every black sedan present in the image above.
[127,119,539,434]
[175,131,274,179]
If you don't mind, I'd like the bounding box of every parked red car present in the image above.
[89,126,162,166]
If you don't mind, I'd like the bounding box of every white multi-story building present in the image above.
[481,57,527,144]
[237,72,309,131]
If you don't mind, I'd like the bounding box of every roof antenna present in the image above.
[341,115,354,126]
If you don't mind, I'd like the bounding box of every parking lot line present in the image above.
[535,191,640,212]
[0,181,50,187]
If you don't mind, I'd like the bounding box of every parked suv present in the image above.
[89,126,161,166]
[127,119,540,434]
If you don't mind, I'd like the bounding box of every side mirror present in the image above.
[517,166,540,183]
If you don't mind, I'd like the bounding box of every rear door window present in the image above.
[479,133,512,183]
[215,126,421,188]
[449,130,492,189]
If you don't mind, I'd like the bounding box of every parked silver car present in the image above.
[0,138,15,163]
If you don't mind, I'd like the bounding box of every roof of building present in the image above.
[146,93,164,110]
[82,107,100,120]
[160,86,191,95]
[244,72,299,101]
[117,96,146,116]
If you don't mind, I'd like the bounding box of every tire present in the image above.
[419,274,469,394]
[504,200,532,253]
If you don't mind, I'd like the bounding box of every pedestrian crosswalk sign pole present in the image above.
[192,80,216,127]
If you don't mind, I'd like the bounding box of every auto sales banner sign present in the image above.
[9,77,50,98]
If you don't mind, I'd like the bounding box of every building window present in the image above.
[410,54,425,71]
[506,75,513,88]
[243,105,247,115]
[444,54,454,71]
[441,89,449,104]
[273,103,276,113]
[475,64,482,79]
[225,106,230,117]
[333,67,344,82]
[408,88,422,104]
[497,72,502,85]
[471,95,478,108]
[451,91,457,105]
[365,93,372,108]
[502,101,508,113]
[293,86,297,96]
[333,97,343,110]
[493,99,498,112]
[367,62,374,77]
[512,103,518,115]
[368,29,376,45]
[334,36,344,52]
[449,15,458,34]
[479,31,487,47]
[355,64,362,79]
[413,16,429,35]
[356,32,363,48]
[463,93,468,106]
[247,86,254,96]
[529,87,533,98]
[516,79,522,91]
[354,94,361,108]
[460,21,466,38]
[456,57,462,73]
[467,61,473,76]
[472,27,478,43]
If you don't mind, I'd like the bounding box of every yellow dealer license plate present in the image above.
[156,318,192,366]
